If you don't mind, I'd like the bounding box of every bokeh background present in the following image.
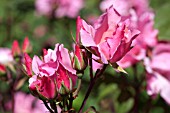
[0,0,170,113]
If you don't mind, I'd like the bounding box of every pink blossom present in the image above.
[0,48,13,65]
[29,75,56,99]
[100,0,158,68]
[24,44,77,98]
[22,37,32,53]
[6,92,49,113]
[35,0,84,18]
[100,0,149,16]
[79,6,139,64]
[12,40,21,57]
[100,0,133,16]
[145,42,170,105]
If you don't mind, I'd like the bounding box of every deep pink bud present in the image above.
[73,45,87,72]
[56,64,77,95]
[29,76,56,99]
[22,37,32,53]
[0,64,6,74]
[24,53,32,77]
[76,16,82,43]
[12,40,21,57]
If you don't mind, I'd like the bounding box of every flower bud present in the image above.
[24,53,32,77]
[73,45,87,73]
[22,37,32,53]
[12,40,21,57]
[56,64,76,95]
[29,76,57,100]
[0,64,6,74]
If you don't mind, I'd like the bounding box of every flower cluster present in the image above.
[1,0,170,113]
[24,44,77,99]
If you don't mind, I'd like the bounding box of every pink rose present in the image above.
[100,0,158,68]
[0,48,13,65]
[145,42,170,105]
[6,92,49,113]
[35,0,84,18]
[24,44,77,98]
[79,6,140,64]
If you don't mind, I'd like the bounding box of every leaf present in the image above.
[110,63,128,75]
[15,77,27,90]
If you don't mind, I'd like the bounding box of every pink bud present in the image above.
[29,76,56,99]
[73,45,87,72]
[22,37,32,53]
[76,16,82,43]
[56,64,77,95]
[12,40,21,57]
[24,53,32,77]
[0,64,6,74]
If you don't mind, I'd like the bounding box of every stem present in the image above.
[78,64,107,113]
[73,78,82,97]
[89,53,93,80]
[63,97,67,112]
[52,101,58,113]
[43,100,54,113]
[69,93,74,110]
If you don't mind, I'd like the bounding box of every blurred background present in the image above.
[0,0,170,113]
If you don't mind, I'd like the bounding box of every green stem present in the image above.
[73,78,82,97]
[78,64,107,113]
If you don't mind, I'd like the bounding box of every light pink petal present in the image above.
[80,20,96,46]
[24,53,32,77]
[44,49,57,63]
[32,55,43,75]
[151,53,170,72]
[56,44,76,74]
[147,72,170,104]
[0,48,13,65]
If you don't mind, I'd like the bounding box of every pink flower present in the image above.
[12,40,21,57]
[29,75,56,99]
[0,48,13,66]
[22,37,32,53]
[100,0,158,68]
[24,44,77,98]
[79,6,140,64]
[145,42,170,105]
[100,0,149,16]
[6,92,49,113]
[35,0,84,18]
[100,0,133,16]
[72,17,87,72]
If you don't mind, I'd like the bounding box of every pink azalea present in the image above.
[35,0,84,18]
[79,6,140,64]
[145,42,170,105]
[24,44,77,98]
